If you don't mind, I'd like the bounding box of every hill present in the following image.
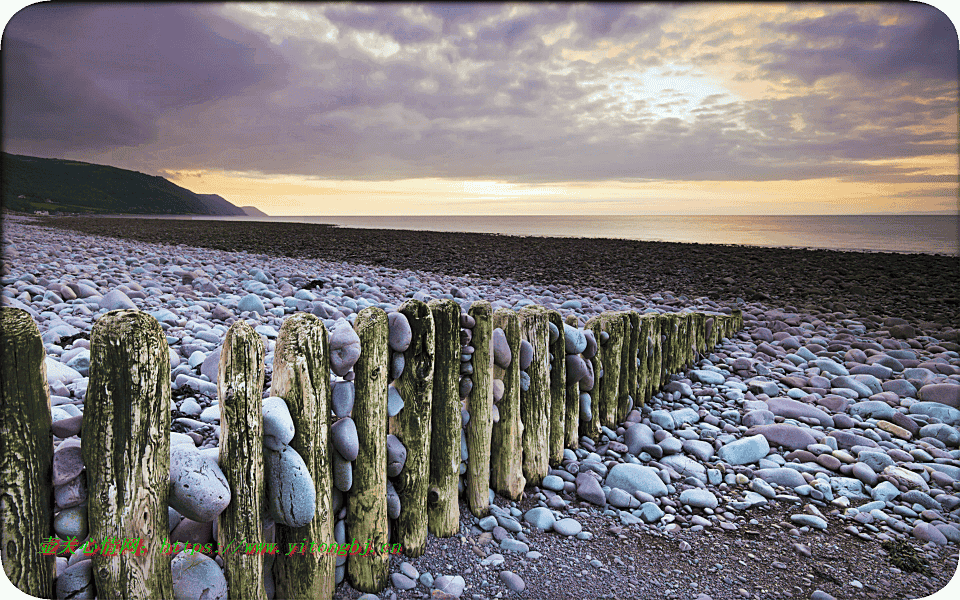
[240,206,269,217]
[1,152,246,216]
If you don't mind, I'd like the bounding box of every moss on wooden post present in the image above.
[85,310,173,598]
[692,312,707,358]
[427,299,460,537]
[348,308,389,592]
[636,314,651,408]
[518,305,550,486]
[390,299,434,557]
[648,315,663,397]
[218,321,266,600]
[659,313,680,381]
[0,308,54,598]
[563,314,580,449]
[490,308,524,500]
[597,312,623,430]
[546,310,566,467]
[581,315,602,441]
[616,312,633,423]
[271,313,335,600]
[466,301,493,517]
[624,311,640,414]
[705,315,718,352]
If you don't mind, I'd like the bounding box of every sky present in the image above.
[2,2,958,216]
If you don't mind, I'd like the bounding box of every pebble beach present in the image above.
[2,213,959,600]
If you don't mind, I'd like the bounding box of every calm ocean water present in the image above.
[111,214,959,255]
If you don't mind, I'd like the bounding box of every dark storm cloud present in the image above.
[762,5,958,84]
[3,3,286,154]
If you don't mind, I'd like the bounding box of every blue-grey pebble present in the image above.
[265,446,317,527]
[582,329,598,359]
[492,328,511,368]
[169,444,231,523]
[519,339,534,371]
[563,324,587,354]
[171,551,228,600]
[460,376,473,398]
[237,294,265,315]
[386,480,401,519]
[519,371,530,391]
[56,559,94,600]
[391,352,405,379]
[333,450,353,493]
[387,386,404,417]
[387,434,407,477]
[262,396,295,451]
[388,312,412,352]
[548,321,559,343]
[331,417,359,462]
[332,381,355,418]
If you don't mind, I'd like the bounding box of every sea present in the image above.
[97,214,959,256]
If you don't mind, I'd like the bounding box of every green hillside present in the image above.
[1,152,245,215]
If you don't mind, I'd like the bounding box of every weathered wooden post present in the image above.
[390,299,434,557]
[271,313,335,600]
[546,310,566,467]
[616,312,632,423]
[563,315,580,449]
[648,314,663,396]
[692,312,707,358]
[704,314,718,352]
[85,310,173,598]
[218,321,266,600]
[427,299,460,537]
[624,311,641,414]
[466,301,494,517]
[0,308,54,598]
[659,313,680,381]
[490,308,524,500]
[348,308,389,592]
[581,315,602,440]
[518,305,550,486]
[598,312,624,430]
[636,313,652,408]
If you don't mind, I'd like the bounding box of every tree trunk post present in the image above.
[660,313,680,381]
[563,315,580,449]
[84,309,173,598]
[389,299,434,558]
[466,301,493,517]
[218,320,266,600]
[490,308,524,500]
[616,312,633,423]
[427,299,460,537]
[625,311,640,415]
[518,306,549,486]
[693,312,707,359]
[598,312,624,430]
[0,308,54,598]
[704,315,718,352]
[271,313,335,600]
[546,310,566,467]
[348,308,389,592]
[581,316,602,441]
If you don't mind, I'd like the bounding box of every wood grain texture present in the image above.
[546,310,566,467]
[465,301,493,517]
[271,313,335,600]
[427,299,460,537]
[84,309,173,598]
[0,308,54,598]
[563,314,580,450]
[518,306,549,486]
[489,309,524,500]
[218,320,266,600]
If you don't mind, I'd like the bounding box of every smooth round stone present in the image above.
[332,381,355,418]
[679,488,718,509]
[563,324,587,354]
[329,318,362,376]
[331,417,359,462]
[918,383,960,409]
[541,475,564,492]
[492,328,511,368]
[56,559,94,600]
[54,505,88,540]
[565,354,589,385]
[523,507,555,531]
[579,393,592,422]
[554,518,582,536]
[392,352,406,379]
[790,514,827,530]
[492,379,505,402]
[171,551,228,600]
[912,521,948,545]
[582,329,598,359]
[262,396,295,451]
[387,434,407,477]
[332,450,353,493]
[548,321,559,343]
[717,434,769,466]
[387,312,412,352]
[53,438,84,486]
[391,573,417,590]
[434,575,465,598]
[519,371,530,391]
[386,481,401,519]
[55,474,87,509]
[99,289,137,311]
[606,464,667,497]
[46,356,82,386]
[459,376,473,398]
[265,446,317,527]
[690,369,725,386]
[387,386,405,417]
[237,294,265,315]
[519,339,534,371]
[169,445,231,523]
[500,571,525,592]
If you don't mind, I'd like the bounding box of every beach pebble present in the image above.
[519,339,534,370]
[265,445,316,527]
[169,444,231,523]
[500,571,525,592]
[54,505,87,540]
[53,438,84,486]
[564,324,587,354]
[171,551,228,600]
[56,559,94,600]
[45,356,82,386]
[434,575,465,598]
[554,518,582,536]
[99,289,137,311]
[606,464,667,497]
[492,328,511,368]
[329,318,361,376]
[331,417,359,462]
[262,396,295,451]
[332,450,353,492]
[386,480,401,519]
[387,312,412,352]
[387,434,407,477]
[387,386,404,417]
[237,294,265,315]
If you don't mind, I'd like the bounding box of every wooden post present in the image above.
[563,315,580,449]
[660,313,680,381]
[348,308,389,592]
[546,310,566,467]
[732,309,744,333]
[466,301,493,517]
[625,311,640,414]
[490,309,524,500]
[84,310,173,598]
[0,308,54,597]
[641,314,662,404]
[518,305,549,486]
[693,312,707,358]
[581,315,602,441]
[616,312,632,423]
[705,314,718,352]
[427,299,460,537]
[218,321,266,600]
[271,313,335,600]
[597,312,624,430]
[389,299,434,558]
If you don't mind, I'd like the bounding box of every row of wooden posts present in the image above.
[0,302,742,599]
